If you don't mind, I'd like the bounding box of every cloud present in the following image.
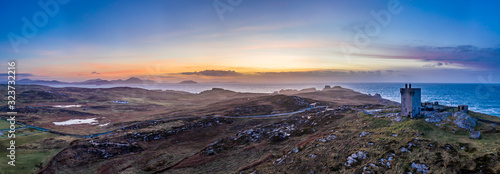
[252,70,385,79]
[169,69,395,83]
[423,62,444,68]
[91,71,100,75]
[0,73,34,78]
[180,70,242,76]
[357,45,500,70]
[435,45,478,53]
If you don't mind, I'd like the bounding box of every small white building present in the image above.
[400,84,422,118]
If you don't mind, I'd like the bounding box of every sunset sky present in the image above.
[1,0,499,83]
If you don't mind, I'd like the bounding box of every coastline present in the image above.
[2,83,499,117]
[0,84,499,173]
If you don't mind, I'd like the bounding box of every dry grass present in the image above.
[238,153,275,172]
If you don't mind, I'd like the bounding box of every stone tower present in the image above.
[400,83,422,118]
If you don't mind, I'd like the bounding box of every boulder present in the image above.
[424,112,451,123]
[411,162,429,174]
[345,151,367,167]
[359,131,371,137]
[453,112,477,130]
[470,131,481,139]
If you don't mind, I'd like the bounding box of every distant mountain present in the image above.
[17,79,65,85]
[122,77,144,84]
[178,80,198,84]
[110,79,124,83]
[76,79,113,85]
[17,77,157,85]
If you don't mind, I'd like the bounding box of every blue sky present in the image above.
[1,0,499,83]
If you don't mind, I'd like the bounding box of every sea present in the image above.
[51,83,500,117]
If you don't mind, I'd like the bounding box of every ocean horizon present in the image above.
[45,83,500,117]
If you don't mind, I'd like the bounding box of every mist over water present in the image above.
[49,83,500,116]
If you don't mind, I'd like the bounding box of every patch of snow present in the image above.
[52,105,81,108]
[53,118,98,126]
[98,123,110,127]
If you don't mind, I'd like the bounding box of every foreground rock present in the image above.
[453,112,477,130]
[345,151,367,167]
[423,111,451,123]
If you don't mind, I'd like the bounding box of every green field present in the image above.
[0,119,13,130]
[0,132,72,174]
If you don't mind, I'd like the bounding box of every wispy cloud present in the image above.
[413,45,500,70]
[354,45,500,70]
[0,73,34,79]
[180,70,242,76]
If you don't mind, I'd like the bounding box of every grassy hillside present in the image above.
[0,85,497,173]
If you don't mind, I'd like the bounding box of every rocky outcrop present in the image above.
[323,85,331,90]
[423,103,446,112]
[345,151,367,167]
[359,131,371,137]
[299,88,317,93]
[453,112,477,130]
[424,112,451,123]
[411,162,430,174]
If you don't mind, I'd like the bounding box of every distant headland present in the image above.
[178,80,198,84]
